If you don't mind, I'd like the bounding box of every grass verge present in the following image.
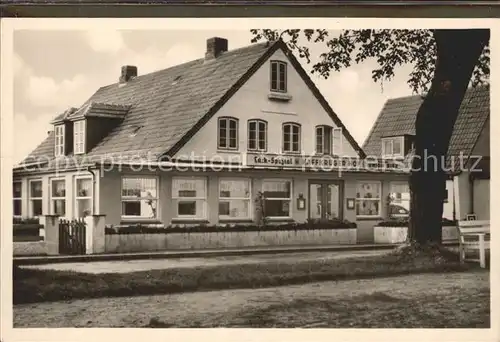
[13,248,480,305]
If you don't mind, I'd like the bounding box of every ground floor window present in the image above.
[262,179,292,218]
[355,181,381,217]
[219,178,251,219]
[388,182,410,218]
[29,179,43,217]
[172,177,207,219]
[121,177,158,219]
[75,177,93,217]
[13,181,22,216]
[50,179,66,216]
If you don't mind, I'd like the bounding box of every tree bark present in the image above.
[408,29,489,245]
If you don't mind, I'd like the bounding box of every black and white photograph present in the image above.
[0,16,496,339]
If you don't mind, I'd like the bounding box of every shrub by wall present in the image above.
[105,218,357,235]
[377,218,458,227]
[103,219,358,253]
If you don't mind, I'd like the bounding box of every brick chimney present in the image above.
[205,37,228,60]
[119,65,138,83]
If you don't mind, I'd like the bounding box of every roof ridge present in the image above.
[98,41,271,90]
[386,83,489,103]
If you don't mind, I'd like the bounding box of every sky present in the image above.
[13,29,416,164]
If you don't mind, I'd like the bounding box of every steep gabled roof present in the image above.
[20,39,364,167]
[362,85,489,171]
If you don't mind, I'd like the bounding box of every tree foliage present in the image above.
[250,29,489,94]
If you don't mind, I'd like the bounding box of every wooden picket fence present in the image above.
[59,218,86,255]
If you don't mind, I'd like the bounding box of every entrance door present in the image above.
[308,181,342,220]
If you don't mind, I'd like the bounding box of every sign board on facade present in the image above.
[246,153,410,172]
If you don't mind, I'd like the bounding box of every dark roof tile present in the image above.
[20,39,365,167]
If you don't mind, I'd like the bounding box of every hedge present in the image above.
[105,219,357,235]
[376,218,458,227]
[13,217,39,224]
[13,224,43,236]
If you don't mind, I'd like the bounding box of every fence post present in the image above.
[43,215,60,255]
[84,215,106,254]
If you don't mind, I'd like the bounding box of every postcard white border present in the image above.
[1,17,499,342]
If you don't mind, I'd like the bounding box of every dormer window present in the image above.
[74,120,86,154]
[218,117,238,150]
[54,125,65,157]
[382,136,404,158]
[270,60,287,93]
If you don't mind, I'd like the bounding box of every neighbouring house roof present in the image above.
[362,85,490,172]
[18,39,364,170]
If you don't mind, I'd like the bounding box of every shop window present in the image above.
[121,177,158,219]
[262,179,292,218]
[75,177,93,217]
[355,181,381,217]
[388,182,410,218]
[29,180,43,217]
[172,177,207,219]
[219,179,251,219]
[50,179,66,216]
[13,181,22,216]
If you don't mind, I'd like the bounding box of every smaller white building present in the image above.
[363,85,490,223]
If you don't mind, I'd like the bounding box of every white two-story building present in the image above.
[13,37,411,243]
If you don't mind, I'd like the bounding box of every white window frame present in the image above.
[282,122,301,154]
[121,176,159,220]
[382,136,404,158]
[172,177,208,220]
[248,119,268,152]
[388,181,410,218]
[218,178,252,220]
[355,181,382,218]
[28,179,43,218]
[54,125,65,157]
[315,125,332,155]
[332,127,343,156]
[262,179,293,220]
[13,181,22,217]
[270,60,287,93]
[50,178,66,216]
[74,176,93,217]
[217,117,239,151]
[73,120,86,154]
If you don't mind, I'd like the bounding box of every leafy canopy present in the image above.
[250,29,490,94]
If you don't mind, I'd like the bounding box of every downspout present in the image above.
[452,178,456,221]
[468,173,474,215]
[87,166,97,215]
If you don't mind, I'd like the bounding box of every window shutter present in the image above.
[332,127,343,155]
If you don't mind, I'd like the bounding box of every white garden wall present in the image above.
[13,241,47,256]
[104,228,357,253]
[373,226,459,244]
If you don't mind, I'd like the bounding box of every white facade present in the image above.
[175,48,359,162]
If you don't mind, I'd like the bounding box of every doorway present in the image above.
[308,180,343,221]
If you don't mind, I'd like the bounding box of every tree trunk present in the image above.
[408,29,489,245]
